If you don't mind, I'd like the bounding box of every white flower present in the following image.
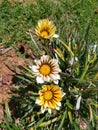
[30,55,61,84]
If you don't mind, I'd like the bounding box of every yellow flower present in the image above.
[35,19,58,39]
[29,55,61,84]
[36,84,65,113]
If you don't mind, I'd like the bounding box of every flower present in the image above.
[29,55,61,84]
[35,19,58,39]
[36,84,65,113]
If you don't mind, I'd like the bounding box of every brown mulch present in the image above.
[0,44,34,121]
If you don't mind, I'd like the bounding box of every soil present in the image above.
[0,44,34,121]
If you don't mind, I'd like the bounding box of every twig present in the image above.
[0,47,12,55]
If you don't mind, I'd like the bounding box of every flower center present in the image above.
[41,30,49,37]
[40,64,51,75]
[44,91,53,100]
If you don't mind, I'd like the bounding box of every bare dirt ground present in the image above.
[0,44,33,121]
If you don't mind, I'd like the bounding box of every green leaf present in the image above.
[58,111,67,130]
[38,116,60,128]
[59,39,74,57]
[4,101,13,123]
[54,48,65,62]
[89,105,93,122]
[68,111,73,124]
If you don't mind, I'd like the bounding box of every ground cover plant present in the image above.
[0,0,98,130]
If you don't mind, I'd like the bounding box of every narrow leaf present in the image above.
[68,111,73,124]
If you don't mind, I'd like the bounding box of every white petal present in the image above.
[43,55,49,62]
[35,99,40,105]
[53,34,59,38]
[44,76,51,82]
[41,55,49,63]
[62,92,66,97]
[56,106,60,110]
[36,60,42,66]
[41,106,46,113]
[40,56,44,62]
[43,76,47,81]
[49,59,58,65]
[29,65,39,73]
[29,65,34,70]
[55,74,60,79]
[57,102,61,107]
[50,74,60,80]
[52,68,61,74]
[46,76,51,82]
[53,70,61,74]
[44,102,48,108]
[36,76,44,83]
[48,108,52,114]
[76,96,82,110]
[33,67,39,73]
[53,80,59,84]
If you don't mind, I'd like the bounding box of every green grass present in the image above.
[0,0,98,46]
